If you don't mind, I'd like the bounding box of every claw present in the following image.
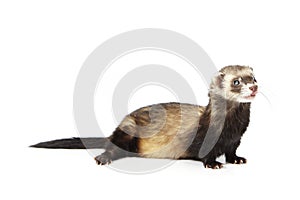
[204,162,223,169]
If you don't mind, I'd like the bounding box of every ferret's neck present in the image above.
[205,94,251,117]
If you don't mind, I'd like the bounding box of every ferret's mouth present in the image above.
[244,91,258,99]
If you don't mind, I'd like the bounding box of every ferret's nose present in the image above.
[249,85,258,92]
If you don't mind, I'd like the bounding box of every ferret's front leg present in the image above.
[225,141,247,164]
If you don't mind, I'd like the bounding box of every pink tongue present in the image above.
[251,91,258,96]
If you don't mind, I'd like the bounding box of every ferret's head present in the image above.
[210,65,258,103]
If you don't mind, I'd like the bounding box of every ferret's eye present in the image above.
[233,80,240,85]
[253,76,257,82]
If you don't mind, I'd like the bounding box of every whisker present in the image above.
[257,91,273,109]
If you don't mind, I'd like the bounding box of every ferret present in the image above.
[31,65,258,169]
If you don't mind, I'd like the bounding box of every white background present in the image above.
[1,0,299,199]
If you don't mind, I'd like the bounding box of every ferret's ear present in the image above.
[248,66,253,71]
[211,72,225,89]
[219,72,225,78]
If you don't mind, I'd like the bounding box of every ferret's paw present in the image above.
[226,156,247,164]
[94,154,112,165]
[204,161,223,169]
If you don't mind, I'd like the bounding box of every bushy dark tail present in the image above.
[30,137,107,149]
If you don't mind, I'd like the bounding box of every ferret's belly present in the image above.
[118,103,205,159]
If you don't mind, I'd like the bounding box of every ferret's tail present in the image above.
[30,137,107,149]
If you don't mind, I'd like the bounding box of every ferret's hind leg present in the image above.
[94,127,139,165]
[94,147,128,165]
